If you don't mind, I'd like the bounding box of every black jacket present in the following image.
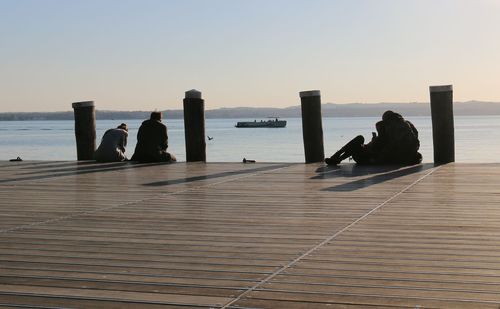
[375,118,420,164]
[131,119,168,162]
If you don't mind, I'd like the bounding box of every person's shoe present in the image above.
[325,155,341,165]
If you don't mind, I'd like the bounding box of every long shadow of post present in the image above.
[143,164,291,186]
[0,161,170,184]
[314,163,435,192]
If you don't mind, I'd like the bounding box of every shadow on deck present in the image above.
[0,161,499,308]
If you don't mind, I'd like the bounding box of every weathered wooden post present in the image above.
[299,90,325,163]
[71,101,96,160]
[430,85,455,164]
[183,89,206,162]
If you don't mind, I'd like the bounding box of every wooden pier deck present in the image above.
[1,161,500,308]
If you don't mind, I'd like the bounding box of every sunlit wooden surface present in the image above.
[1,161,500,308]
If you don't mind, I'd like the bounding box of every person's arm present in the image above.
[408,121,418,138]
[101,129,112,143]
[375,121,385,138]
[371,121,386,149]
[161,125,168,150]
[407,120,420,149]
[119,131,128,152]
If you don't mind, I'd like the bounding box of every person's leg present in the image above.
[352,146,373,165]
[326,135,364,165]
[159,152,176,162]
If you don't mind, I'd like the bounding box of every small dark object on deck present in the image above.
[243,158,256,163]
[9,157,23,162]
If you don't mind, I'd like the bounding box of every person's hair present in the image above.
[150,111,162,121]
[117,123,128,131]
[382,110,403,122]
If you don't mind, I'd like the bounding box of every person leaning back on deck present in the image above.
[94,123,129,162]
[325,110,422,166]
[131,111,176,163]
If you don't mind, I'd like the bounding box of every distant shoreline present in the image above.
[2,101,500,121]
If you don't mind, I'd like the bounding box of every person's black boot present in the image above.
[325,153,342,165]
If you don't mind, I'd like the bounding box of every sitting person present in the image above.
[94,123,128,162]
[325,110,422,166]
[131,111,176,162]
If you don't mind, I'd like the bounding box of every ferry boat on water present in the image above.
[235,118,287,128]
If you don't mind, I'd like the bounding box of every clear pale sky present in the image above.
[1,0,499,112]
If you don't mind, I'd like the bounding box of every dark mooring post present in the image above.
[430,85,455,164]
[299,90,325,163]
[183,89,206,162]
[71,101,96,160]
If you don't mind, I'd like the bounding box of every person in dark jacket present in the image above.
[131,111,176,162]
[325,111,421,166]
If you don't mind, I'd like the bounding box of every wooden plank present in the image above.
[232,163,500,308]
[3,162,500,307]
[0,295,201,309]
[0,284,230,307]
[235,290,500,308]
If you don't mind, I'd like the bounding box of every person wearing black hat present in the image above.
[131,111,176,163]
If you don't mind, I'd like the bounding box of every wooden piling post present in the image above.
[430,85,455,164]
[71,101,96,160]
[300,90,325,163]
[183,89,206,162]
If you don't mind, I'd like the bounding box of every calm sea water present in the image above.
[0,116,499,163]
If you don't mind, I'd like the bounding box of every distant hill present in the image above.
[1,101,500,120]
